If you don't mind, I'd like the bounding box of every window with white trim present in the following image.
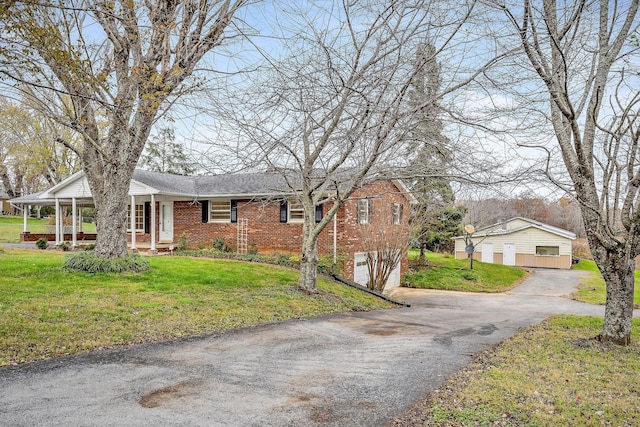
[210,201,231,222]
[288,200,304,222]
[127,204,145,232]
[536,246,559,256]
[391,203,402,225]
[357,198,372,224]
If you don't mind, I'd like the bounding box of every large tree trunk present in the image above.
[91,184,130,258]
[298,205,320,293]
[84,152,140,259]
[299,241,319,294]
[590,243,636,345]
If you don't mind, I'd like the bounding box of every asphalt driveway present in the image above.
[0,269,622,426]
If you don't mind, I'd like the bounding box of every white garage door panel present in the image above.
[353,252,371,286]
[354,251,401,289]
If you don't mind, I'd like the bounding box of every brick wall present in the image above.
[339,180,410,280]
[129,180,410,281]
[172,199,338,254]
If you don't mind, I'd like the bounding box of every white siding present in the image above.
[54,176,93,198]
[458,228,570,257]
[51,176,156,198]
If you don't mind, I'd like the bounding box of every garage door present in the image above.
[353,251,401,290]
[353,252,370,286]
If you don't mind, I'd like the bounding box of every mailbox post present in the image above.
[463,224,475,270]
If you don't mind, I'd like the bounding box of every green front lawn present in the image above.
[0,216,97,242]
[0,249,394,365]
[572,259,640,307]
[412,315,640,426]
[402,250,527,292]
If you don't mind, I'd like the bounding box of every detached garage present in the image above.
[453,217,576,269]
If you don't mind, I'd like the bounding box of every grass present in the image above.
[0,249,394,366]
[410,315,640,426]
[0,216,96,242]
[572,259,640,307]
[402,250,528,293]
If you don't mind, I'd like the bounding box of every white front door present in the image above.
[159,201,173,242]
[481,243,494,263]
[503,243,516,266]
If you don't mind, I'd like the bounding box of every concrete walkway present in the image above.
[0,269,626,426]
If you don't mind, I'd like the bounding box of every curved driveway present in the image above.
[0,269,625,426]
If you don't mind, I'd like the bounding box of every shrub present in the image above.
[64,252,150,273]
[60,241,71,251]
[36,238,48,250]
[177,232,190,251]
[248,243,258,255]
[212,237,230,252]
[83,243,96,251]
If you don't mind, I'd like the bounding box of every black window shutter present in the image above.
[144,202,151,233]
[231,200,238,223]
[356,200,361,224]
[399,204,404,222]
[315,204,323,223]
[280,200,288,223]
[368,198,374,223]
[201,200,209,223]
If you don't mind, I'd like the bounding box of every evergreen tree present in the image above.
[406,42,461,259]
[140,127,195,176]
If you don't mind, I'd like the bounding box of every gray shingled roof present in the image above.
[132,169,296,197]
[11,168,409,204]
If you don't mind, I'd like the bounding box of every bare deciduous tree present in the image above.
[211,0,502,292]
[498,0,640,344]
[0,0,247,261]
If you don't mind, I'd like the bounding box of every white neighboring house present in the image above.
[453,217,577,270]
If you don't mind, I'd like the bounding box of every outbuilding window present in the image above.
[536,245,559,256]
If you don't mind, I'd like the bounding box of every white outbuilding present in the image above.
[453,217,576,269]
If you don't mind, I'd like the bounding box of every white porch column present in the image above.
[130,195,136,251]
[55,198,61,245]
[71,197,78,247]
[78,206,83,233]
[333,209,338,265]
[150,194,156,252]
[23,205,28,232]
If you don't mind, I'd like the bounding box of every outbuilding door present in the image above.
[481,243,494,263]
[503,243,516,266]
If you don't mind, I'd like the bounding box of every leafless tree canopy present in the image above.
[491,0,640,344]
[0,0,247,259]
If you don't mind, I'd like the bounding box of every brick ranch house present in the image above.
[11,169,415,288]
